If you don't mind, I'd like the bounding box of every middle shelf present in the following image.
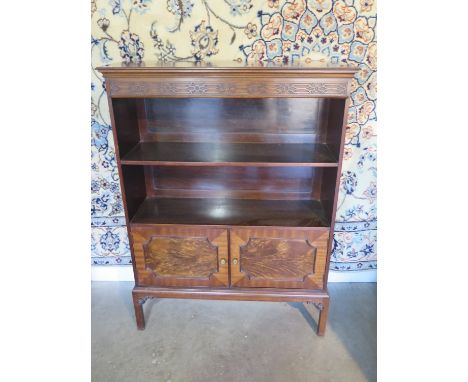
[120,142,339,167]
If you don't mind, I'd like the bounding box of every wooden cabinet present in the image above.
[97,61,357,336]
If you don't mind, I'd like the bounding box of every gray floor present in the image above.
[92,282,376,382]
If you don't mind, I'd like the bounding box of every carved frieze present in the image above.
[107,79,349,97]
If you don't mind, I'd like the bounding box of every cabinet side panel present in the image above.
[323,96,353,286]
[121,165,146,220]
[111,98,140,156]
[104,94,140,282]
[325,99,346,158]
[320,167,338,223]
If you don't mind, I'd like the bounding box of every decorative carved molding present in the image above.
[156,82,178,94]
[274,83,297,94]
[313,302,324,310]
[215,83,237,94]
[137,296,156,305]
[186,82,208,95]
[108,80,349,97]
[131,82,148,95]
[246,83,268,94]
[306,83,347,94]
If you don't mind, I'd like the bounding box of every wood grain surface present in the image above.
[240,238,316,281]
[132,225,229,288]
[230,227,329,289]
[144,236,218,277]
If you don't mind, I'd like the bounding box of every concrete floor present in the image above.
[92,282,376,382]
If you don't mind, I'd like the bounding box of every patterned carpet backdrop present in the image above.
[91,0,377,271]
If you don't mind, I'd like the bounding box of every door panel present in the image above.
[131,225,229,287]
[230,228,329,289]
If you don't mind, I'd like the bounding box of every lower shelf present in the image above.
[130,197,330,227]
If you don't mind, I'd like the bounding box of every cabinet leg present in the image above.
[132,294,146,330]
[317,299,329,336]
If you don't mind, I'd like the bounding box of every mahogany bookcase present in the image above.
[97,62,357,335]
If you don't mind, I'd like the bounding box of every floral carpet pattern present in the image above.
[91,0,377,271]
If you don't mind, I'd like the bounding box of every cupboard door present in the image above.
[131,225,229,288]
[230,228,329,289]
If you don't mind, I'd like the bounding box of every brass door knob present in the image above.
[232,258,238,265]
[220,258,227,265]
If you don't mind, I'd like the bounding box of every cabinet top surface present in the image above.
[97,60,358,76]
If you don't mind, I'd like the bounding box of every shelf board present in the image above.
[121,142,338,167]
[130,197,330,228]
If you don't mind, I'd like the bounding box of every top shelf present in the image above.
[120,142,339,167]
